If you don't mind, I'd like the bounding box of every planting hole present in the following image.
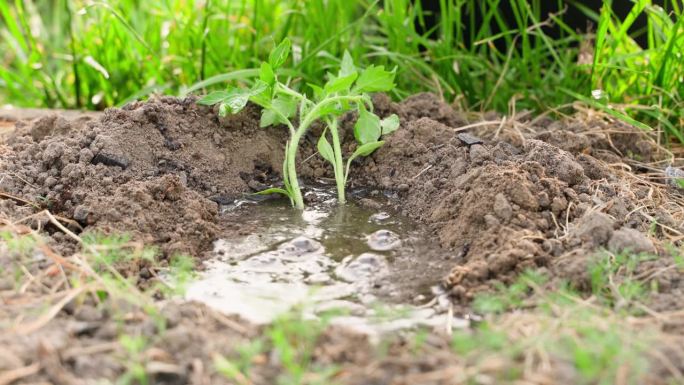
[185,189,461,335]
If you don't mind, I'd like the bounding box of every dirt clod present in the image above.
[573,211,615,247]
[608,227,655,254]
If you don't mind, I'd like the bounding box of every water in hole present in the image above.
[185,188,465,337]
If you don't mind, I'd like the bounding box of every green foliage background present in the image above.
[1,0,682,138]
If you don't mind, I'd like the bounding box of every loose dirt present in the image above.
[1,94,684,384]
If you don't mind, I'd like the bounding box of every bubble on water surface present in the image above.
[279,236,322,256]
[335,253,389,283]
[305,272,333,285]
[367,229,401,251]
[369,212,391,223]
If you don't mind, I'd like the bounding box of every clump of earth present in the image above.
[1,93,683,384]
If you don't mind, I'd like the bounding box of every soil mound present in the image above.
[350,94,682,308]
[1,97,284,255]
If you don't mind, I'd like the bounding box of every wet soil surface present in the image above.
[2,94,684,384]
[186,192,459,338]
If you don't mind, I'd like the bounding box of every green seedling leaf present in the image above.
[344,141,384,185]
[253,187,292,198]
[308,83,325,101]
[218,103,230,117]
[260,62,276,86]
[248,80,272,107]
[223,81,272,116]
[198,91,230,105]
[339,50,356,77]
[676,178,684,189]
[380,114,400,135]
[353,65,396,93]
[350,140,384,160]
[250,80,269,96]
[324,72,358,94]
[317,103,345,118]
[269,38,291,69]
[317,132,335,164]
[260,110,277,128]
[215,80,271,116]
[354,108,381,145]
[260,95,297,128]
[273,95,297,117]
[223,92,250,114]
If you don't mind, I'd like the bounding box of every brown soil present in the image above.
[1,98,286,256]
[351,94,684,310]
[2,94,684,384]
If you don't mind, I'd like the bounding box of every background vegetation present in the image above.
[1,0,683,139]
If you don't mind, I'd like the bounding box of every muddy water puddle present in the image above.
[185,189,466,337]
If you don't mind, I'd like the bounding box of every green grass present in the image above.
[459,264,664,384]
[1,1,682,140]
[451,301,654,385]
[473,250,663,316]
[588,250,657,311]
[117,334,151,385]
[472,269,548,314]
[214,308,340,385]
[0,226,203,383]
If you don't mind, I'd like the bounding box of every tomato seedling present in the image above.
[198,39,399,209]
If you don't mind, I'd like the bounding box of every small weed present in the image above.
[451,323,510,356]
[665,243,684,269]
[409,328,429,355]
[214,354,251,385]
[82,232,156,270]
[557,311,652,385]
[1,230,39,289]
[214,340,264,385]
[648,219,659,236]
[78,232,168,331]
[0,230,37,258]
[214,308,339,385]
[472,269,547,314]
[451,323,522,381]
[116,334,150,385]
[268,309,337,385]
[159,254,195,296]
[456,282,654,384]
[199,39,399,209]
[588,251,656,311]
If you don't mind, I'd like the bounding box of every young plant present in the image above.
[198,39,399,209]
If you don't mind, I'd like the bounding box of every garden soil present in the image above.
[1,94,683,384]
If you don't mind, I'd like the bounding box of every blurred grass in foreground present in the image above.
[0,0,682,141]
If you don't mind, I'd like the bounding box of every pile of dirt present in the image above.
[346,93,683,309]
[1,97,285,256]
